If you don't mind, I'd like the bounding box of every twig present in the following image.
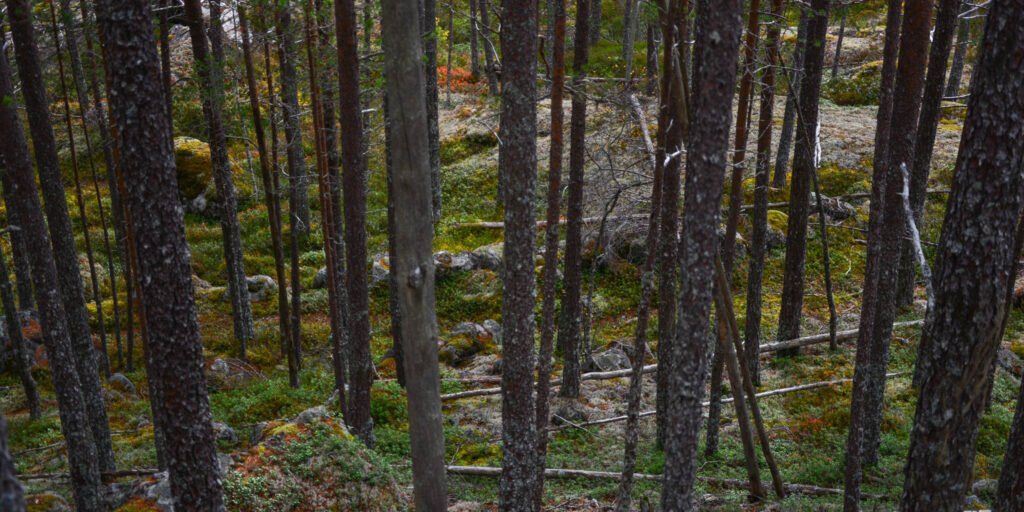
[900,163,935,312]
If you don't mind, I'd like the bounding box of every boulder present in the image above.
[108,373,137,396]
[439,323,499,367]
[482,319,502,346]
[207,358,261,391]
[469,244,503,272]
[292,405,329,425]
[174,137,213,201]
[212,421,239,445]
[245,274,277,302]
[971,479,999,499]
[585,348,631,373]
[312,266,330,289]
[997,348,1023,378]
[434,251,475,277]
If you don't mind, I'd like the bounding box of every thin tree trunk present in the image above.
[0,415,25,512]
[4,0,116,474]
[497,0,540,508]
[557,0,592,400]
[5,213,34,312]
[420,0,442,222]
[96,0,226,505]
[745,0,785,387]
[645,18,659,95]
[897,0,962,309]
[775,0,831,357]
[0,228,40,420]
[773,8,810,187]
[621,0,638,80]
[901,4,1024,508]
[944,5,970,97]
[384,94,406,388]
[381,1,448,506]
[810,167,838,350]
[534,0,566,504]
[337,0,375,446]
[470,0,481,78]
[589,0,602,46]
[0,30,104,510]
[480,0,500,94]
[661,1,743,508]
[831,9,847,79]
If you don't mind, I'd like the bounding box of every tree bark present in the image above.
[4,0,116,474]
[470,0,481,78]
[775,0,830,356]
[772,8,810,187]
[480,0,500,95]
[831,9,847,79]
[897,0,962,309]
[0,164,34,313]
[381,1,448,506]
[997,360,1024,511]
[588,0,602,46]
[0,226,40,420]
[0,27,104,510]
[943,4,971,97]
[495,0,540,506]
[419,0,443,222]
[557,0,592,400]
[660,1,743,509]
[621,0,638,80]
[901,3,1024,508]
[0,415,25,512]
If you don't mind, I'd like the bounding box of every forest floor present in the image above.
[3,27,1022,512]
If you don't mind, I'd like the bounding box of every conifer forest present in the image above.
[3,0,1024,509]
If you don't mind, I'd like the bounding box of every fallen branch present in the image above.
[758,320,923,354]
[739,189,950,211]
[445,465,882,499]
[454,214,648,230]
[441,365,657,401]
[19,468,161,482]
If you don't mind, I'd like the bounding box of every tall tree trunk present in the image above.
[621,0,638,79]
[3,0,116,474]
[0,29,104,510]
[496,0,540,507]
[470,0,480,78]
[859,0,932,474]
[944,4,971,97]
[0,415,25,512]
[645,19,659,95]
[0,224,40,420]
[589,0,602,46]
[661,1,743,508]
[239,7,293,397]
[277,3,305,388]
[184,0,255,358]
[0,168,34,312]
[557,0,592,400]
[381,0,448,505]
[158,0,172,117]
[772,8,810,187]
[775,0,831,356]
[744,0,785,389]
[831,9,847,79]
[420,0,442,222]
[337,0,374,446]
[897,0,962,309]
[384,94,406,388]
[534,0,566,504]
[901,3,1024,508]
[97,0,226,506]
[655,0,688,449]
[480,0,500,95]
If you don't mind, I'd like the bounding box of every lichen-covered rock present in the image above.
[824,59,882,106]
[439,322,500,367]
[585,348,631,373]
[245,274,277,302]
[108,373,137,396]
[224,418,405,511]
[174,137,213,201]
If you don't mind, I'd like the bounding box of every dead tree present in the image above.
[380,0,448,506]
[497,0,540,508]
[901,2,1024,508]
[661,1,743,508]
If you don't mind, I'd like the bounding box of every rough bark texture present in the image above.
[337,0,374,446]
[557,0,591,400]
[775,0,830,356]
[897,0,962,308]
[534,0,566,504]
[0,28,103,510]
[842,5,902,506]
[660,1,742,509]
[0,225,40,420]
[4,0,116,474]
[420,0,442,222]
[744,0,785,388]
[184,0,255,356]
[901,3,1024,509]
[497,0,540,508]
[998,365,1024,511]
[381,0,448,505]
[0,165,34,312]
[772,8,810,187]
[96,0,227,507]
[0,415,25,512]
[944,5,971,97]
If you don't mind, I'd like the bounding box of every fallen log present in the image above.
[455,214,649,230]
[440,364,657,401]
[445,465,882,499]
[19,468,161,482]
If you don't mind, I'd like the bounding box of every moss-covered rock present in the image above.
[174,137,213,200]
[824,59,882,106]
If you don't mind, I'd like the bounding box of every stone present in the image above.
[434,250,475,277]
[192,274,212,291]
[482,319,502,345]
[108,373,137,395]
[145,471,174,511]
[997,348,1023,377]
[585,348,631,373]
[24,492,71,512]
[450,321,487,339]
[312,266,329,289]
[551,403,587,426]
[245,274,277,302]
[971,479,998,499]
[470,244,503,272]
[212,421,238,445]
[293,405,330,425]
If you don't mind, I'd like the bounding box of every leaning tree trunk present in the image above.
[901,3,1024,509]
[775,0,830,357]
[0,415,26,512]
[557,0,592,400]
[0,226,40,420]
[497,0,541,508]
[744,0,785,388]
[382,1,448,507]
[661,1,743,509]
[896,0,963,309]
[851,0,932,483]
[0,30,103,510]
[773,8,810,187]
[944,4,971,97]
[831,9,847,79]
[184,0,255,357]
[97,0,227,506]
[3,0,116,474]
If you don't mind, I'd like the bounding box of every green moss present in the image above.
[824,60,882,106]
[175,137,214,200]
[440,131,498,165]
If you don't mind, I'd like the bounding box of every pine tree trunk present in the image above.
[384,94,406,387]
[661,1,743,508]
[775,0,830,356]
[621,0,637,79]
[772,8,810,187]
[944,5,971,97]
[470,0,481,78]
[645,20,659,95]
[420,0,443,222]
[0,31,104,510]
[831,10,847,79]
[381,0,448,505]
[0,415,26,512]
[3,0,116,474]
[589,0,602,46]
[480,0,500,95]
[496,0,541,508]
[97,0,227,506]
[902,3,1024,508]
[0,172,34,312]
[897,0,963,309]
[558,0,592,400]
[0,226,40,420]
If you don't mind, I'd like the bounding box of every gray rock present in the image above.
[217,454,234,477]
[964,494,985,510]
[293,405,329,425]
[997,348,1023,377]
[434,251,475,277]
[249,422,269,446]
[371,255,391,287]
[470,244,503,271]
[482,319,502,345]
[108,373,137,395]
[585,348,631,373]
[312,266,329,289]
[450,321,487,339]
[972,479,999,498]
[146,471,174,511]
[551,404,587,426]
[245,274,277,301]
[212,421,238,445]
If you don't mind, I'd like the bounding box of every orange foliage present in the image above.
[437,66,488,95]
